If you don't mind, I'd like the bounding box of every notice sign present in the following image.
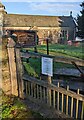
[42,57,53,76]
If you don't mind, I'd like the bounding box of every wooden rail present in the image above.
[23,75,84,119]
[20,51,84,66]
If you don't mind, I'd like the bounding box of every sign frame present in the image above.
[42,57,53,76]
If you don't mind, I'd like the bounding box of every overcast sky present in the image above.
[2,0,83,18]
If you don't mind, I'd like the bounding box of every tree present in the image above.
[77,1,84,38]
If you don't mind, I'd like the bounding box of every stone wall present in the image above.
[2,37,18,96]
[0,5,11,94]
[37,27,61,44]
[2,38,11,94]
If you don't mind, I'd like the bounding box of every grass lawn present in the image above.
[22,43,84,78]
[23,57,75,79]
[25,43,84,59]
[37,44,84,60]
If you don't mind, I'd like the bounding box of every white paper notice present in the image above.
[42,57,53,76]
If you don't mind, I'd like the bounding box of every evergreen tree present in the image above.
[77,1,84,38]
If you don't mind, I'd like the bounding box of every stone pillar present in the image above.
[0,2,6,39]
[0,3,4,90]
[0,2,7,91]
[7,38,18,96]
[0,5,4,120]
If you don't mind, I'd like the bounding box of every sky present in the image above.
[1,0,83,18]
[1,0,83,2]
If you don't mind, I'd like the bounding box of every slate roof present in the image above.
[3,13,76,28]
[59,16,76,27]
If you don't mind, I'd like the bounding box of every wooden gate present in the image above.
[20,50,84,119]
[7,34,84,119]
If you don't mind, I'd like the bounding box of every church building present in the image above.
[0,2,77,44]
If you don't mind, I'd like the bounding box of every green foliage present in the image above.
[2,93,27,119]
[2,92,43,119]
[23,57,41,78]
[77,1,84,38]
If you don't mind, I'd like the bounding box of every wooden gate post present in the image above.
[15,44,24,98]
[7,38,18,96]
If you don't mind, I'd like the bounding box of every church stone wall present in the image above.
[36,27,61,44]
